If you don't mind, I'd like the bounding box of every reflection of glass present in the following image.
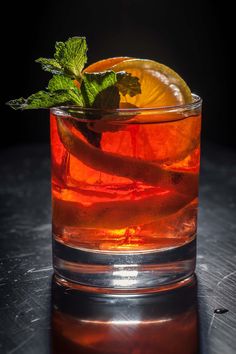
[52,275,198,354]
[51,95,202,289]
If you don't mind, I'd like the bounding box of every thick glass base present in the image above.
[53,237,196,292]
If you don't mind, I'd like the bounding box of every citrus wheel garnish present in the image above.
[85,58,192,107]
[85,57,200,163]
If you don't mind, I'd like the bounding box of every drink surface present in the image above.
[51,111,201,252]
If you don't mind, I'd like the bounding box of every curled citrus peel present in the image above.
[53,191,192,229]
[56,118,198,195]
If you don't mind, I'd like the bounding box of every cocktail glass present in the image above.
[50,94,202,291]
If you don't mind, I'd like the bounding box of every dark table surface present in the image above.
[0,143,235,354]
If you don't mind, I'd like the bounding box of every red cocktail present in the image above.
[51,95,201,289]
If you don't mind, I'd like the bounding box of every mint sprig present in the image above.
[54,37,87,80]
[7,36,141,111]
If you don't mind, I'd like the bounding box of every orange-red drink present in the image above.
[51,95,201,289]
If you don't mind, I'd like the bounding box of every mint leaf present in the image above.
[6,97,26,110]
[81,71,120,109]
[48,75,84,106]
[116,71,141,97]
[35,37,87,79]
[80,70,140,109]
[7,91,73,110]
[7,75,85,111]
[48,75,76,91]
[94,86,120,109]
[54,37,87,79]
[35,58,64,75]
[7,75,84,110]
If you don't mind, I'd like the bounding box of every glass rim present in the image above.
[51,93,202,116]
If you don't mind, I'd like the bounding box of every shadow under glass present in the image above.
[51,275,198,354]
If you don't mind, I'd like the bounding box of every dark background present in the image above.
[1,0,234,148]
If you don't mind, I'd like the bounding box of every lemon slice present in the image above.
[85,58,192,107]
[111,58,192,107]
